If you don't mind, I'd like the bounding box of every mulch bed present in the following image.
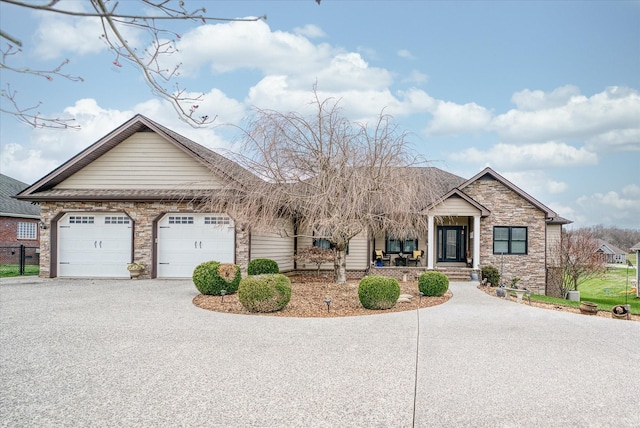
[193,274,450,318]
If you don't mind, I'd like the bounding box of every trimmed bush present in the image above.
[358,275,400,310]
[238,274,292,313]
[192,261,241,295]
[418,271,449,297]
[247,258,280,275]
[481,265,500,287]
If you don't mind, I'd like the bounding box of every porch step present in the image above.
[436,268,475,282]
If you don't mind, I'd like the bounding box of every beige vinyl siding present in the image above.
[546,224,562,268]
[296,232,369,271]
[250,222,295,272]
[429,196,481,217]
[56,133,224,190]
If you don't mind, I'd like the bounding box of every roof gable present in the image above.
[458,167,558,219]
[425,189,491,216]
[17,115,257,200]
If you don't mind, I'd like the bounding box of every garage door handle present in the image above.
[194,241,197,249]
[99,241,102,248]
[199,241,202,248]
[94,241,97,248]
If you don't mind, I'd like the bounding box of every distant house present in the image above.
[595,239,627,264]
[0,174,41,247]
[16,115,571,295]
[631,242,639,287]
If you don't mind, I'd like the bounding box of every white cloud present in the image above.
[403,70,429,84]
[397,49,415,60]
[575,185,640,228]
[293,24,326,38]
[493,86,640,151]
[448,141,598,170]
[425,101,492,135]
[547,180,568,194]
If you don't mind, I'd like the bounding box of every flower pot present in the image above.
[496,287,506,298]
[611,305,629,320]
[470,271,478,281]
[579,301,598,315]
[129,269,143,279]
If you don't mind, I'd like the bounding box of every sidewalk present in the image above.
[1,278,639,427]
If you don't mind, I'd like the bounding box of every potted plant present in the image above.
[127,262,145,279]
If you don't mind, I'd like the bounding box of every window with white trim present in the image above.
[69,216,94,224]
[104,216,130,224]
[168,216,194,224]
[17,222,37,239]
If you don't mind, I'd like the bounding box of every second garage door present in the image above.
[157,213,235,278]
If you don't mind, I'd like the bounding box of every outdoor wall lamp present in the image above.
[39,221,47,230]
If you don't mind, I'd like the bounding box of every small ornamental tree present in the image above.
[559,229,607,297]
[294,246,334,276]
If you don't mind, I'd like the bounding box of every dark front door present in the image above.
[437,226,466,262]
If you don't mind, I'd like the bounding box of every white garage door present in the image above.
[157,213,235,278]
[58,213,132,278]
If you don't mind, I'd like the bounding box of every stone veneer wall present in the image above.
[38,201,249,279]
[463,177,548,294]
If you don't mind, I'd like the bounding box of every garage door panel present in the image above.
[157,214,234,278]
[58,213,132,278]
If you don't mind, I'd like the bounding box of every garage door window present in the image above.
[205,216,230,225]
[69,216,94,224]
[104,216,130,224]
[168,216,194,224]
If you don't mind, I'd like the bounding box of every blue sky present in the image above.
[1,0,639,228]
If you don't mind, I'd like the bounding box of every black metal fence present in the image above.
[0,245,40,276]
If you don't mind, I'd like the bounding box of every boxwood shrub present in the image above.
[238,274,292,313]
[192,261,241,295]
[247,258,280,275]
[481,265,500,287]
[418,271,449,297]
[358,275,400,310]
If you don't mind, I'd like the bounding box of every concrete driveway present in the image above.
[1,277,638,427]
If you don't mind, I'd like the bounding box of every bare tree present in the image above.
[2,0,319,128]
[294,246,334,277]
[217,89,441,284]
[560,228,607,297]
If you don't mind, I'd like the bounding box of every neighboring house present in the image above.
[0,174,41,247]
[595,239,627,264]
[0,174,41,267]
[631,242,640,287]
[16,115,571,295]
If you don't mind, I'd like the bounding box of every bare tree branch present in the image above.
[212,89,438,283]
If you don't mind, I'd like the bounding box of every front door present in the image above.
[437,226,466,263]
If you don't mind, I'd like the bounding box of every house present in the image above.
[631,242,640,288]
[0,174,41,266]
[594,239,627,264]
[16,115,570,295]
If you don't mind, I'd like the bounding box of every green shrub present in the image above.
[247,258,280,275]
[358,275,400,310]
[481,265,500,287]
[238,274,292,313]
[192,261,241,295]
[418,271,449,297]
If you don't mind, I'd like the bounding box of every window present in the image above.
[69,216,94,224]
[204,216,230,225]
[17,222,37,239]
[312,232,348,254]
[104,216,130,224]
[168,216,194,224]
[493,226,527,254]
[386,236,418,254]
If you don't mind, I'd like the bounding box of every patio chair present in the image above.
[374,250,391,266]
[408,250,423,267]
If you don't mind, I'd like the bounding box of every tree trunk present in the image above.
[333,248,347,284]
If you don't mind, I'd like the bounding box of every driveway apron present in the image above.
[1,278,638,427]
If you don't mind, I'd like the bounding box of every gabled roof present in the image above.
[631,242,640,251]
[424,188,491,216]
[16,115,258,201]
[0,174,40,218]
[595,239,626,256]
[458,167,559,219]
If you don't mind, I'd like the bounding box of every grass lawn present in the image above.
[531,262,639,315]
[0,265,40,278]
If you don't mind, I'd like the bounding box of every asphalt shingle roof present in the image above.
[0,174,40,217]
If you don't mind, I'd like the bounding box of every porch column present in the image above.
[473,215,481,270]
[427,215,435,269]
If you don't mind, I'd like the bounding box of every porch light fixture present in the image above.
[39,220,47,230]
[324,298,331,312]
